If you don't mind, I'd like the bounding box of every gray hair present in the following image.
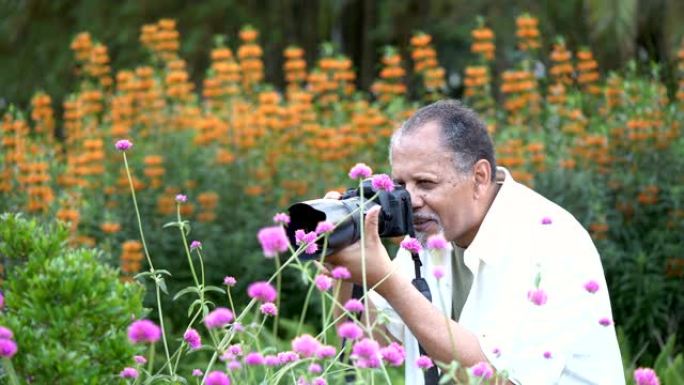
[390,100,496,180]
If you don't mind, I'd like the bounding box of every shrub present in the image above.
[0,213,144,384]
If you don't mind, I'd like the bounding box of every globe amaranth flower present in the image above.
[599,317,613,326]
[127,319,161,344]
[134,355,147,364]
[432,265,446,280]
[470,361,494,379]
[227,360,241,371]
[264,355,280,366]
[371,174,395,192]
[400,237,422,254]
[292,334,321,358]
[337,321,363,340]
[228,344,243,356]
[203,307,234,329]
[351,338,381,368]
[316,345,337,359]
[223,276,237,287]
[543,351,552,359]
[175,194,187,203]
[541,216,553,225]
[308,362,322,374]
[257,226,290,258]
[527,288,548,306]
[191,369,203,377]
[295,229,318,254]
[247,281,277,303]
[273,212,291,225]
[115,139,133,151]
[416,355,434,369]
[0,338,17,358]
[245,352,265,366]
[0,326,13,340]
[189,240,202,251]
[584,279,600,293]
[314,274,333,292]
[183,328,201,350]
[348,163,372,179]
[315,221,334,234]
[331,266,351,280]
[344,299,364,313]
[312,377,327,385]
[278,351,299,364]
[380,342,406,366]
[205,370,231,385]
[426,234,448,250]
[119,367,139,379]
[260,302,278,316]
[634,367,660,385]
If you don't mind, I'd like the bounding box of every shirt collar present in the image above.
[464,167,515,267]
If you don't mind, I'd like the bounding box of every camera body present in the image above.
[286,180,414,260]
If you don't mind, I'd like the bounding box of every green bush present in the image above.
[0,213,145,384]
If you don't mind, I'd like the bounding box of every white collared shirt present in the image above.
[369,168,625,384]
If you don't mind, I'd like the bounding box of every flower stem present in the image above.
[2,358,20,385]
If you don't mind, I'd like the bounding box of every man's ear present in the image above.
[472,159,492,198]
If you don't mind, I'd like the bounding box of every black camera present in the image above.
[286,180,414,260]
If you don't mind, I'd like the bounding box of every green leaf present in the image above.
[203,285,226,294]
[173,286,200,301]
[158,278,169,295]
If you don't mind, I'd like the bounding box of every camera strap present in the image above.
[411,252,440,385]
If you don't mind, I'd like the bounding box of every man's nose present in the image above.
[407,185,423,210]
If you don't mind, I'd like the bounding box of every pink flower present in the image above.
[331,266,351,279]
[233,322,244,332]
[416,355,433,369]
[183,328,201,350]
[223,276,237,286]
[134,355,147,364]
[426,234,448,250]
[260,302,278,316]
[351,338,381,368]
[278,351,299,364]
[273,212,291,225]
[228,344,243,356]
[316,345,337,359]
[245,352,265,366]
[315,221,334,234]
[0,291,4,310]
[344,299,365,313]
[247,281,277,302]
[115,139,133,151]
[295,229,318,254]
[337,321,363,340]
[527,288,548,306]
[192,369,203,376]
[205,371,231,385]
[400,237,422,254]
[380,342,406,366]
[0,327,13,340]
[227,360,241,371]
[432,265,445,280]
[492,347,501,357]
[190,240,202,250]
[470,361,494,379]
[0,339,17,358]
[203,307,234,329]
[264,355,280,366]
[308,363,322,373]
[257,226,290,258]
[371,174,395,192]
[312,378,327,385]
[348,163,372,179]
[314,274,333,291]
[119,367,138,378]
[584,280,600,293]
[292,334,321,357]
[541,216,553,225]
[599,317,613,326]
[543,351,552,359]
[127,319,161,344]
[634,367,660,385]
[175,194,187,203]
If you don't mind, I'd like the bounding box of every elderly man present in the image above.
[328,100,624,384]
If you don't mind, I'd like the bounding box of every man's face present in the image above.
[391,122,479,247]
